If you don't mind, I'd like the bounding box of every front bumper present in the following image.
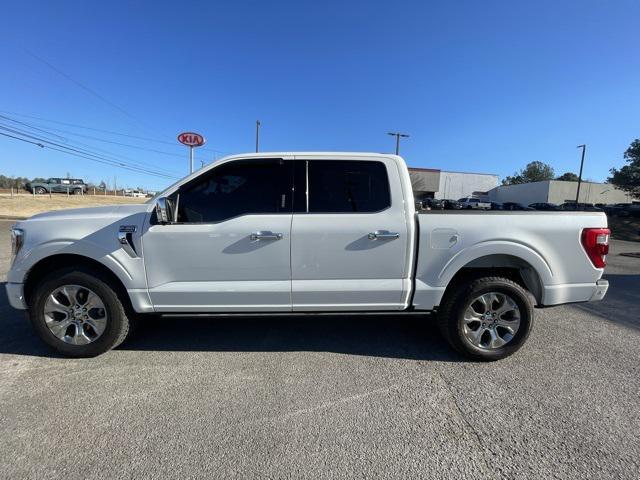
[5,283,27,310]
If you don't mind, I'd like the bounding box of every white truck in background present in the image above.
[458,197,492,209]
[6,152,610,360]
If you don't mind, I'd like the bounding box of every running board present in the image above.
[160,310,432,318]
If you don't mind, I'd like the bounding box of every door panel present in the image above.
[142,158,294,312]
[143,216,292,311]
[291,158,410,311]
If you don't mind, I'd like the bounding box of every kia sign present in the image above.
[177,131,206,173]
[177,132,206,147]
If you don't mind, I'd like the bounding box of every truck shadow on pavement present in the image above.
[2,274,636,360]
[572,273,640,330]
[123,314,462,361]
[0,282,459,361]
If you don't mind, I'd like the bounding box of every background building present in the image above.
[488,180,632,205]
[409,168,499,199]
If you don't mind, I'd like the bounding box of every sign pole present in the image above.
[575,144,586,204]
[178,132,206,174]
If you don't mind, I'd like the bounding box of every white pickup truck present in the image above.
[6,153,610,360]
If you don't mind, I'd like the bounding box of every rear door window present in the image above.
[307,160,390,213]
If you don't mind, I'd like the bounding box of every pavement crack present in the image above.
[436,367,498,480]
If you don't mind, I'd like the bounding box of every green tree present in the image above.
[608,139,640,198]
[502,161,555,185]
[556,172,580,181]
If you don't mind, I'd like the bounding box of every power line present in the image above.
[0,110,233,156]
[0,131,45,148]
[0,123,180,177]
[0,125,178,179]
[0,116,184,175]
[1,131,174,179]
[24,49,169,139]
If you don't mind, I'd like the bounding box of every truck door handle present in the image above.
[250,231,283,241]
[368,230,400,240]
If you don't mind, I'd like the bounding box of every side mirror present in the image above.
[155,197,171,224]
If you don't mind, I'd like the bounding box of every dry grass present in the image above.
[0,193,147,218]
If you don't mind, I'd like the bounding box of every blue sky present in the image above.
[1,0,639,191]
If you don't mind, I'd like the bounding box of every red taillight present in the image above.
[581,228,610,268]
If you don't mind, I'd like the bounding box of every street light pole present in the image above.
[387,132,409,155]
[255,120,261,153]
[575,144,586,204]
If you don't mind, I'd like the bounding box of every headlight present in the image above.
[10,227,24,264]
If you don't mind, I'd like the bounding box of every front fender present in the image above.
[9,238,145,290]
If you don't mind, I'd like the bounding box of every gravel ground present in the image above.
[0,220,639,479]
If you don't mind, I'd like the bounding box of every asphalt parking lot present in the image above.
[1,219,639,479]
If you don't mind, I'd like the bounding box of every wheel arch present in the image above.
[441,253,546,305]
[23,254,132,311]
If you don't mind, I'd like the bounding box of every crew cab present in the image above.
[6,153,610,360]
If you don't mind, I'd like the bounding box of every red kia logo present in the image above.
[177,132,206,147]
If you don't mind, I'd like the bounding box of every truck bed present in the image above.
[413,210,608,310]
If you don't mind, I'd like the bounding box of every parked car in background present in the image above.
[490,202,503,210]
[420,198,444,210]
[503,202,535,211]
[560,202,602,211]
[601,203,630,217]
[124,189,147,198]
[529,202,560,211]
[26,178,87,195]
[442,199,463,210]
[458,197,491,210]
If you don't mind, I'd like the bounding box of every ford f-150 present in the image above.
[6,153,610,360]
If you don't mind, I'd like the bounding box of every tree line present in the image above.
[502,138,639,199]
[0,175,124,191]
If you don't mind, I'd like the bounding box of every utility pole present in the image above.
[387,132,409,155]
[575,144,586,204]
[255,120,261,152]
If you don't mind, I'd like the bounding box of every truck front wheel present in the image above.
[35,187,47,195]
[28,268,131,357]
[437,276,533,361]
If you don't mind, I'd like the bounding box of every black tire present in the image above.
[35,187,47,195]
[28,267,131,357]
[73,188,83,195]
[437,276,533,361]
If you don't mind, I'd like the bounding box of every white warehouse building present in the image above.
[409,167,499,200]
[487,180,632,205]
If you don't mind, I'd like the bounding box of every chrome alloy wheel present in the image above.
[461,292,521,350]
[43,285,107,345]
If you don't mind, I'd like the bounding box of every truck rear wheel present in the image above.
[437,276,533,361]
[35,187,47,194]
[28,268,131,357]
